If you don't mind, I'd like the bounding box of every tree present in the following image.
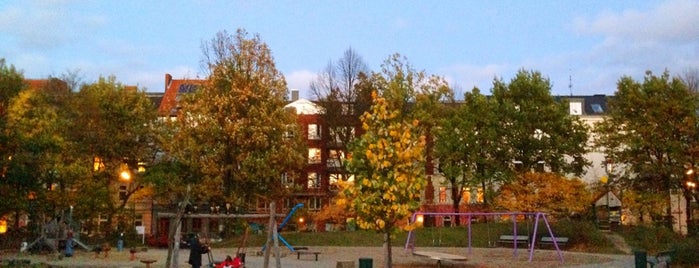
[595,70,699,225]
[310,48,371,185]
[4,78,71,232]
[491,70,590,176]
[0,59,26,221]
[176,28,305,204]
[166,29,305,267]
[681,68,699,93]
[66,76,158,236]
[434,88,507,216]
[345,91,425,268]
[345,55,447,268]
[495,172,591,217]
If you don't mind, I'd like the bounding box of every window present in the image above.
[329,173,354,186]
[307,172,320,188]
[569,101,583,115]
[281,173,294,188]
[326,150,344,168]
[462,187,471,204]
[329,127,355,145]
[439,187,447,203]
[283,124,295,139]
[119,185,127,201]
[591,103,604,113]
[257,198,270,211]
[283,198,294,210]
[476,188,484,203]
[308,124,321,140]
[308,148,321,164]
[341,103,354,115]
[308,197,322,210]
[134,214,143,227]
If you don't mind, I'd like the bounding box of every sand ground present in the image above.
[1,246,635,268]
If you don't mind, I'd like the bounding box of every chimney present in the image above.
[291,89,299,101]
[165,73,172,90]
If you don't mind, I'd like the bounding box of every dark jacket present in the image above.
[188,237,208,267]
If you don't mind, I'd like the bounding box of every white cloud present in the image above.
[284,69,315,99]
[575,0,699,43]
[438,63,514,95]
[0,1,106,49]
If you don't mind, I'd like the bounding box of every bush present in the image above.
[672,237,699,266]
[535,218,617,252]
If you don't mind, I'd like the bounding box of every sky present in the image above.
[1,0,698,98]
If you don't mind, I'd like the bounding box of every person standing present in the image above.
[64,230,74,257]
[187,235,208,268]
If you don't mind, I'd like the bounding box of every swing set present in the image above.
[404,211,564,263]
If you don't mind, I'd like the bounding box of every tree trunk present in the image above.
[166,185,189,268]
[450,178,461,226]
[273,220,281,268]
[685,190,693,233]
[263,202,276,268]
[383,231,392,268]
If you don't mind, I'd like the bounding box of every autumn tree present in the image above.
[174,28,305,205]
[345,55,449,268]
[495,172,591,217]
[3,78,72,232]
[595,70,699,225]
[491,70,589,176]
[163,29,305,267]
[0,59,26,221]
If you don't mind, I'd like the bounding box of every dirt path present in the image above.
[604,232,632,254]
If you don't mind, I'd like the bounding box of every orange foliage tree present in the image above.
[495,172,591,218]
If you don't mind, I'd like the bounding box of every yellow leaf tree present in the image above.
[346,90,426,267]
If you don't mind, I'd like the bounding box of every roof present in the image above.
[285,98,323,115]
[158,73,205,116]
[556,95,609,115]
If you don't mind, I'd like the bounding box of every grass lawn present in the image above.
[215,221,621,254]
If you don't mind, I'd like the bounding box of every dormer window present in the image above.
[569,101,582,115]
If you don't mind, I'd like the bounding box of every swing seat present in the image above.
[497,235,530,247]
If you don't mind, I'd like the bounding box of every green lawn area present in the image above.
[216,220,621,254]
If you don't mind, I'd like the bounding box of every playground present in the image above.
[1,245,633,267]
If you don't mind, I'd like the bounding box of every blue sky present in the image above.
[1,0,698,98]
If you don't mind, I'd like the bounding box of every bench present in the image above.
[296,250,321,261]
[538,236,569,248]
[497,235,530,247]
[647,249,675,268]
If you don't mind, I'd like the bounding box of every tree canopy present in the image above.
[595,70,699,222]
[167,29,305,206]
[492,69,590,175]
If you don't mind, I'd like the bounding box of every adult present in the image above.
[187,235,209,268]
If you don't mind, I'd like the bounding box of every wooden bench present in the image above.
[497,235,530,247]
[647,249,675,268]
[538,236,569,248]
[296,250,321,261]
[412,251,468,268]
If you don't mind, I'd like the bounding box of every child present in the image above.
[216,255,242,268]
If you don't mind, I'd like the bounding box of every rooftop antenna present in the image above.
[568,70,573,96]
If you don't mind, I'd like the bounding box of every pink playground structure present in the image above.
[404,211,565,263]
